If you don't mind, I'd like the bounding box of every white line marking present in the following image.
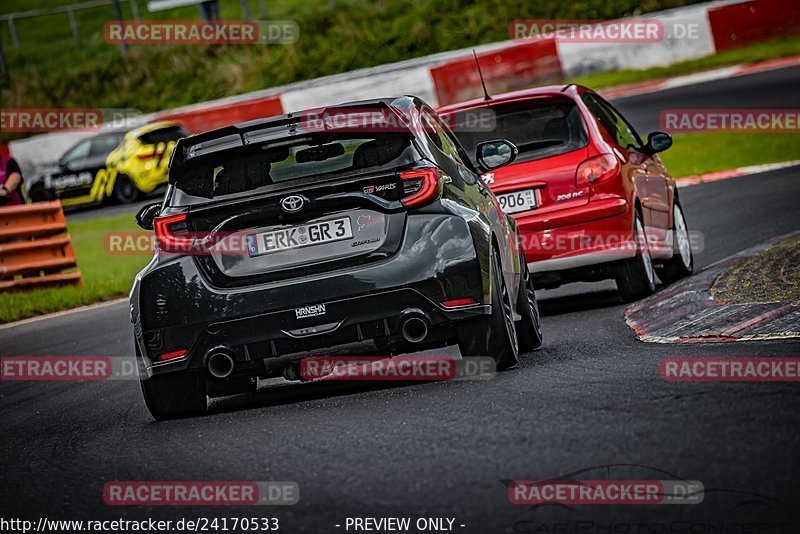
[730,160,800,176]
[660,66,740,90]
[678,160,800,188]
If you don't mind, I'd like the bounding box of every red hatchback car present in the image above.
[438,84,694,301]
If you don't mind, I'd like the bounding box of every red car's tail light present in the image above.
[154,213,196,253]
[575,154,620,187]
[442,297,479,308]
[400,167,442,207]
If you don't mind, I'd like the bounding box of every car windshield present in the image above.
[89,133,125,157]
[450,99,588,165]
[168,132,418,206]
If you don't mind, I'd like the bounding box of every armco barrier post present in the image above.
[0,201,82,291]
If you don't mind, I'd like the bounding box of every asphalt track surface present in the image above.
[612,63,800,134]
[3,67,800,531]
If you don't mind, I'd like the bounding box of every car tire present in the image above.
[140,370,208,420]
[655,199,694,284]
[516,258,543,352]
[615,210,656,303]
[458,248,519,371]
[113,174,140,204]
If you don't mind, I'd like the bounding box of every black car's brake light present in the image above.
[441,297,479,308]
[154,213,207,253]
[400,167,442,208]
[156,349,187,362]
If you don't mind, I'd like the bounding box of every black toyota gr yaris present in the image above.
[131,96,542,419]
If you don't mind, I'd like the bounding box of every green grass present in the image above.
[0,213,150,323]
[0,0,313,74]
[662,133,800,178]
[1,0,708,143]
[571,35,800,90]
[711,237,800,304]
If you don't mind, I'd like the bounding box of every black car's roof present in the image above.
[230,95,424,131]
[169,96,430,178]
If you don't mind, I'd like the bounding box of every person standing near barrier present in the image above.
[0,153,25,206]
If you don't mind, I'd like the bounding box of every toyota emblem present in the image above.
[280,195,305,213]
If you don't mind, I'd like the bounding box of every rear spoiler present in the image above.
[168,102,408,185]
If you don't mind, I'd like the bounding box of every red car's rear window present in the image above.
[448,99,588,166]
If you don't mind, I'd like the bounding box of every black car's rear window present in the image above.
[450,99,588,165]
[168,132,418,206]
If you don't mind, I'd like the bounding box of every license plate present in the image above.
[247,217,353,257]
[497,189,537,214]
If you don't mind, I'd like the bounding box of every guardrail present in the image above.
[0,201,82,291]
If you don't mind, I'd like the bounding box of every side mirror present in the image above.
[136,202,161,230]
[476,139,518,170]
[645,131,672,155]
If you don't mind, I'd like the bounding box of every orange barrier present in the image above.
[0,201,82,291]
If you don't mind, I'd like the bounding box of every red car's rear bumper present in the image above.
[514,197,636,272]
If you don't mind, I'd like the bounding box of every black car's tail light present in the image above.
[575,153,620,187]
[154,213,205,253]
[400,167,442,208]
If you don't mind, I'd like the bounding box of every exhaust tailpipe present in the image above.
[401,316,428,343]
[207,350,235,379]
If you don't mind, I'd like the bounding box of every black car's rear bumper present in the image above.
[131,213,491,377]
